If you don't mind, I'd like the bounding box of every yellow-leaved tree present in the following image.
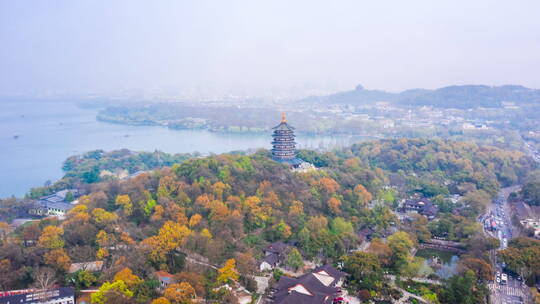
[115,194,133,216]
[91,280,133,304]
[96,248,109,259]
[38,226,64,249]
[114,267,142,288]
[92,208,118,225]
[200,228,212,239]
[142,221,191,264]
[217,259,239,285]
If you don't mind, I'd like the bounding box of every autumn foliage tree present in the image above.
[327,197,341,214]
[152,297,171,304]
[114,267,142,288]
[38,226,65,249]
[459,257,493,282]
[92,208,118,225]
[115,194,133,216]
[217,259,239,285]
[91,280,134,304]
[353,184,372,207]
[163,282,196,304]
[44,249,71,272]
[2,139,531,302]
[142,221,191,264]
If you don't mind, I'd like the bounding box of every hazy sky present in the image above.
[1,0,540,99]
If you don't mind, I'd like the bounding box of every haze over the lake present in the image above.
[1,0,540,100]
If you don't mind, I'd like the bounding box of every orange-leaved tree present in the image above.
[163,282,196,304]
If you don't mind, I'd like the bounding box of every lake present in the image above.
[416,248,460,279]
[0,99,356,197]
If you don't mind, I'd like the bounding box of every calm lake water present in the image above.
[416,248,460,279]
[0,100,356,197]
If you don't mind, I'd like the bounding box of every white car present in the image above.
[496,276,501,283]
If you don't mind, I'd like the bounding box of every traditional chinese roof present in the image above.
[154,271,175,280]
[312,265,347,282]
[261,253,281,267]
[404,198,439,217]
[272,112,295,131]
[37,200,74,211]
[265,241,288,254]
[270,265,344,304]
[273,121,295,131]
[39,189,78,203]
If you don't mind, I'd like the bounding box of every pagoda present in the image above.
[271,113,302,166]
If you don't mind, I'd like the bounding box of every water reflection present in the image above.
[416,249,459,279]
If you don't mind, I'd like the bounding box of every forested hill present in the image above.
[348,139,535,194]
[26,149,196,199]
[2,139,537,303]
[299,84,540,108]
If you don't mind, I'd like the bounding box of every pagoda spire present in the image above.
[281,112,287,123]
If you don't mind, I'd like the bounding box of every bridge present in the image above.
[418,239,466,254]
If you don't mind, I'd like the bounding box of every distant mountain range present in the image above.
[299,84,540,108]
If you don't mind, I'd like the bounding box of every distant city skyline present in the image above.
[1,0,540,100]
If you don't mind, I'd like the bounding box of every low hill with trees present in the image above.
[1,139,536,303]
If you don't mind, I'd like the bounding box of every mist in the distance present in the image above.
[1,0,540,100]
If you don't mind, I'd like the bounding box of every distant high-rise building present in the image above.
[271,113,301,166]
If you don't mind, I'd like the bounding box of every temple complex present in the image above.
[271,113,302,166]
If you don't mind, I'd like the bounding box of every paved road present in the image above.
[523,141,540,163]
[488,281,528,304]
[185,256,218,270]
[482,188,532,304]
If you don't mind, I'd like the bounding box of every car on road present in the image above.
[496,276,501,283]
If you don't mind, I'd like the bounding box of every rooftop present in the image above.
[265,241,288,254]
[270,265,345,304]
[37,200,74,211]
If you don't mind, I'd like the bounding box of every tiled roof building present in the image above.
[269,265,346,304]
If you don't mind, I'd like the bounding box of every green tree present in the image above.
[285,248,304,271]
[343,251,384,292]
[69,270,97,290]
[497,237,540,282]
[439,270,488,304]
[402,256,424,279]
[387,231,414,273]
[521,181,540,206]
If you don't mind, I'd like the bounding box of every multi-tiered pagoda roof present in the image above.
[271,113,302,166]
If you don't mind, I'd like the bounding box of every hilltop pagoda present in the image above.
[271,113,302,166]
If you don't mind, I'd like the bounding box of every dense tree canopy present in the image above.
[1,139,534,303]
